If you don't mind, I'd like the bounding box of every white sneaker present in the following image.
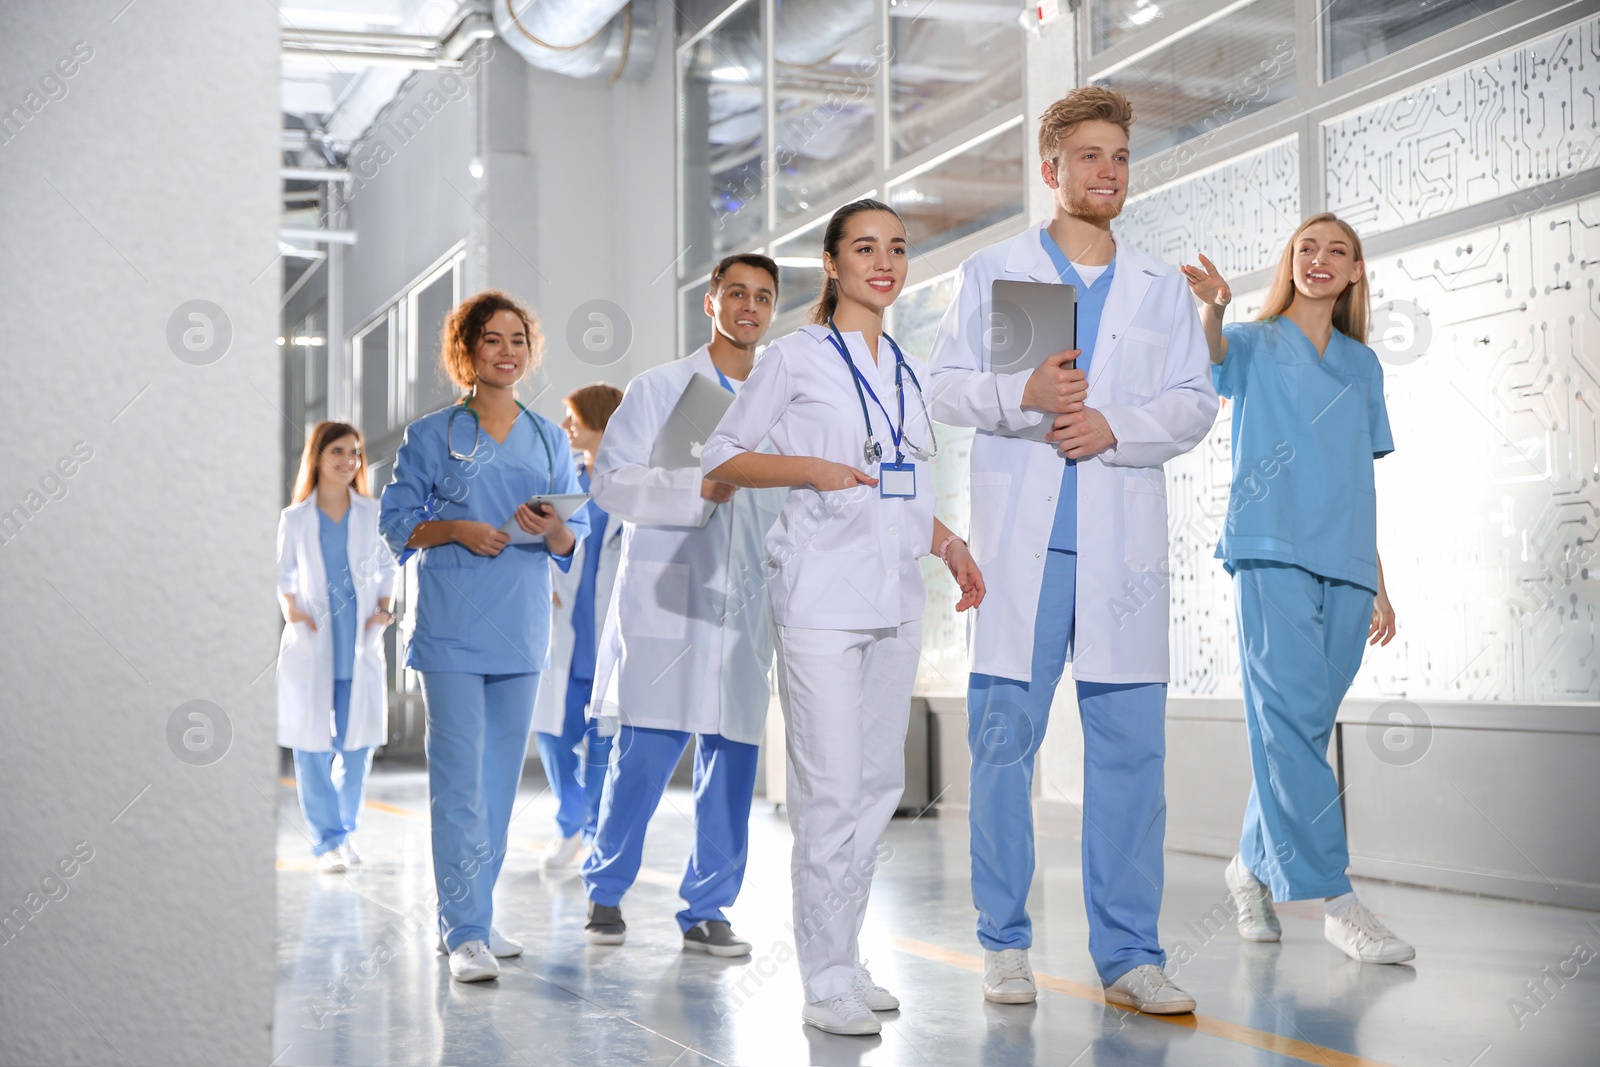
[540,832,583,870]
[436,927,523,959]
[1103,964,1196,1015]
[489,927,523,958]
[982,948,1037,1004]
[315,847,347,874]
[801,989,881,1035]
[1225,855,1280,942]
[1325,902,1415,964]
[853,960,899,1011]
[340,838,363,866]
[448,940,499,983]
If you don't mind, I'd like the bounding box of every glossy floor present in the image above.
[273,762,1600,1066]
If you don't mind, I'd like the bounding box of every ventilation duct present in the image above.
[493,0,656,83]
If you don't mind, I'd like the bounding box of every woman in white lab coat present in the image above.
[703,200,985,1037]
[276,421,398,873]
[533,384,625,869]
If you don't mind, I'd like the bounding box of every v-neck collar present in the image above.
[1277,316,1339,364]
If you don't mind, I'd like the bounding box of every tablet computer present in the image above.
[990,279,1077,440]
[651,372,735,470]
[498,493,591,544]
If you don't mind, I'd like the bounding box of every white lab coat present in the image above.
[275,489,398,751]
[532,505,622,736]
[587,346,785,746]
[927,221,1218,684]
[701,324,939,630]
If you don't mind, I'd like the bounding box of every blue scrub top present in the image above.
[317,507,356,681]
[1040,228,1116,552]
[1213,319,1394,593]
[568,465,608,684]
[379,403,589,675]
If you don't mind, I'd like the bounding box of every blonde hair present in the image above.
[1037,87,1135,166]
[292,421,370,503]
[1257,213,1370,342]
[440,289,543,392]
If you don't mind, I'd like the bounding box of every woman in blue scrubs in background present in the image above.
[1184,213,1413,967]
[379,290,588,983]
[533,383,624,870]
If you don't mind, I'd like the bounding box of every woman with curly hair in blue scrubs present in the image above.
[1184,213,1413,966]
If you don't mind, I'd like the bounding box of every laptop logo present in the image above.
[689,440,705,459]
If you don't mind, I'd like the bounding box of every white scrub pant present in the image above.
[1233,560,1371,900]
[773,620,922,1004]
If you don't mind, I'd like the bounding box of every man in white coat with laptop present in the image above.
[580,254,785,956]
[928,87,1218,1014]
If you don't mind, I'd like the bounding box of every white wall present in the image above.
[0,2,280,1063]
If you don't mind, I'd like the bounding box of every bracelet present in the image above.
[937,533,963,566]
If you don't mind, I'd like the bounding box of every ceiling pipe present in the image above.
[282,167,353,184]
[493,0,655,82]
[281,227,357,245]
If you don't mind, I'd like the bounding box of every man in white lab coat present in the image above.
[928,88,1218,1013]
[579,255,785,957]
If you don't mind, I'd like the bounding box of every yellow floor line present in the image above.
[279,780,1389,1066]
[891,936,1395,1067]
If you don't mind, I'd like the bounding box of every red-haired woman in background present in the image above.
[276,421,397,875]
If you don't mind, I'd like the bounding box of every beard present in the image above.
[1066,185,1124,221]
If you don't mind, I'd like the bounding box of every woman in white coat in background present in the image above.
[276,421,398,873]
[703,200,985,1037]
[534,383,625,869]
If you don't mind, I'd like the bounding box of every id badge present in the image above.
[879,461,916,498]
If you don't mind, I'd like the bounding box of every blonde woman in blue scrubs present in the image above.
[379,290,588,983]
[1184,213,1412,966]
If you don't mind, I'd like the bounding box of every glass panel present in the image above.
[678,0,742,43]
[301,304,328,408]
[1325,0,1518,81]
[1117,139,1299,276]
[886,275,973,695]
[772,223,828,316]
[1326,17,1600,237]
[412,268,458,417]
[773,0,878,220]
[890,0,1022,160]
[890,124,1025,255]
[1095,0,1296,159]
[680,1,766,272]
[1090,0,1209,55]
[681,282,715,354]
[359,317,390,439]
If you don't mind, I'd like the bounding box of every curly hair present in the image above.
[439,289,543,391]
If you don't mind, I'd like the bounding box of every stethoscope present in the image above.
[445,398,556,481]
[823,318,938,466]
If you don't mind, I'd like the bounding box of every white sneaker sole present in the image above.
[585,929,626,946]
[683,939,751,958]
[450,965,498,983]
[861,992,900,1011]
[1327,935,1416,965]
[983,985,1038,1004]
[801,1010,881,1036]
[1103,988,1196,1015]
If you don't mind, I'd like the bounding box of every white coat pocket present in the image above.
[619,560,691,640]
[968,471,1013,566]
[1121,473,1169,570]
[1118,327,1170,400]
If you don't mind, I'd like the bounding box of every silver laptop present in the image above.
[990,279,1077,440]
[650,372,735,469]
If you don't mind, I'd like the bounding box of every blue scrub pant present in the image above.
[1233,560,1372,901]
[420,670,540,951]
[292,679,373,857]
[582,726,760,933]
[968,549,1168,986]
[533,675,613,843]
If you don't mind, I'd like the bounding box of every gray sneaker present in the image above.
[682,919,751,958]
[585,902,626,945]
